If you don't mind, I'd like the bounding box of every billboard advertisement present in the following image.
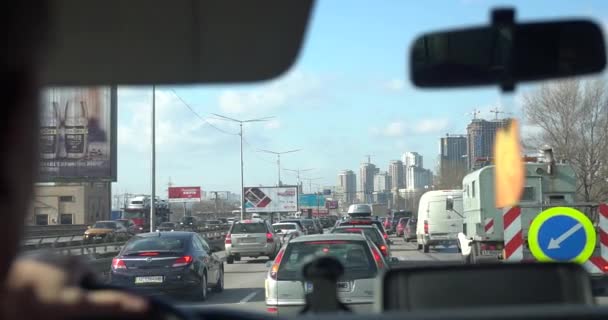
[326,200,339,209]
[169,187,202,202]
[38,86,117,181]
[299,194,326,208]
[244,186,298,213]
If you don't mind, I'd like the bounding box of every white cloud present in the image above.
[413,119,449,134]
[117,88,230,153]
[218,72,323,116]
[384,79,405,92]
[264,119,282,130]
[370,118,449,137]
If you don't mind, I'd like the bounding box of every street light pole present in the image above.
[211,113,273,221]
[239,123,244,221]
[258,149,302,187]
[283,168,314,193]
[150,85,156,232]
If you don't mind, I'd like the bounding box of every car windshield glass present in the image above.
[231,223,267,234]
[123,237,185,253]
[332,228,382,244]
[159,222,174,227]
[273,224,296,231]
[278,241,377,281]
[92,222,115,229]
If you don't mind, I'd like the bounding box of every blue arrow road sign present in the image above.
[537,215,587,261]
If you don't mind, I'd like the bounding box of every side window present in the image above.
[192,237,204,251]
[472,181,476,197]
[198,236,211,252]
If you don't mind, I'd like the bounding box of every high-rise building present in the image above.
[406,166,434,191]
[359,162,377,203]
[373,171,391,193]
[388,160,405,189]
[402,152,423,168]
[439,134,468,188]
[337,170,357,205]
[466,119,508,169]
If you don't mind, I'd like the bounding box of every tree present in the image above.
[523,78,608,201]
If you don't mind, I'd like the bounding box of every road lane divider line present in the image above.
[239,290,259,304]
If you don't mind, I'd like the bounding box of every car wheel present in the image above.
[417,243,422,250]
[212,267,224,293]
[423,244,430,253]
[198,273,208,301]
[226,255,234,264]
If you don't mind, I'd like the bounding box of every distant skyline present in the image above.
[111,0,608,198]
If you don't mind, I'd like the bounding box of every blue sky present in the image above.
[112,0,608,197]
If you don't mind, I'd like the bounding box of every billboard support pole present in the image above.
[150,85,156,232]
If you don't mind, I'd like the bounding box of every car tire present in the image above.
[417,243,422,250]
[198,273,208,301]
[423,244,430,253]
[226,255,234,264]
[212,267,224,293]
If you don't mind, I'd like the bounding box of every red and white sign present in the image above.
[168,186,201,202]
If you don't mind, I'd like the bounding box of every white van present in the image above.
[416,190,464,253]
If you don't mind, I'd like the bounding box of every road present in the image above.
[175,235,462,313]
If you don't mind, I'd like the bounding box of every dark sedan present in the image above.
[110,231,224,300]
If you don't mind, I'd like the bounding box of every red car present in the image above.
[383,217,393,234]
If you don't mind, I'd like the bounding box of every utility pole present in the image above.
[150,85,156,232]
[284,168,314,193]
[211,113,273,220]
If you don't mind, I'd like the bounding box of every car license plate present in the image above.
[304,281,350,293]
[481,250,501,256]
[135,276,163,284]
[239,238,257,243]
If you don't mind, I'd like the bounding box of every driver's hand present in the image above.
[0,258,149,320]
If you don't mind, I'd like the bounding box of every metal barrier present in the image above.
[25,224,88,238]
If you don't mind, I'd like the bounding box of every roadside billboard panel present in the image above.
[244,186,298,213]
[299,194,326,208]
[168,187,201,202]
[39,86,117,181]
[326,200,339,209]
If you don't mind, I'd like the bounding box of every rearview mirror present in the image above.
[410,9,605,90]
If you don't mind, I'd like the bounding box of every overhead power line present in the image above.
[170,89,238,136]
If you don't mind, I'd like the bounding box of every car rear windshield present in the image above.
[301,220,314,226]
[277,240,377,281]
[159,222,175,227]
[332,227,382,244]
[93,222,116,229]
[123,237,185,253]
[273,224,296,231]
[230,222,267,234]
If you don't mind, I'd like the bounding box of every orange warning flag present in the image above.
[494,119,524,208]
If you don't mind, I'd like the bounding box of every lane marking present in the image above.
[239,290,259,304]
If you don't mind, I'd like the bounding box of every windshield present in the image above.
[123,237,185,253]
[24,0,608,316]
[273,224,296,231]
[92,222,116,229]
[230,223,267,234]
[332,227,383,244]
[277,240,377,281]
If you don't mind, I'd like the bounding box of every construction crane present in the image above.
[489,107,512,120]
[466,109,481,120]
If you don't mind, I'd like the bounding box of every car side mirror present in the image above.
[265,261,273,268]
[446,197,454,211]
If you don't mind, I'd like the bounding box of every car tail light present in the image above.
[370,246,384,269]
[267,307,278,313]
[172,255,193,267]
[424,220,429,234]
[111,258,126,270]
[480,243,497,251]
[379,244,388,257]
[225,233,232,244]
[269,249,285,280]
[266,232,273,243]
[383,233,388,240]
[345,228,362,232]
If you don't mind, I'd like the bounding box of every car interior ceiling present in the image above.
[42,1,608,320]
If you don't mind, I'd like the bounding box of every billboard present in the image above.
[299,194,326,208]
[326,200,339,209]
[244,186,298,213]
[169,187,201,202]
[38,86,117,181]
